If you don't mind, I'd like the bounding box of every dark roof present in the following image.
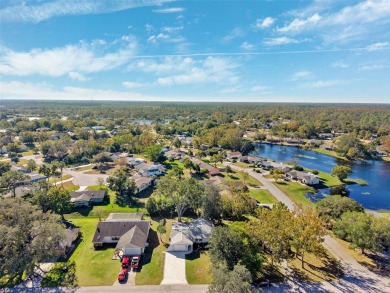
[115,226,148,249]
[70,190,106,200]
[92,220,150,243]
[58,228,80,249]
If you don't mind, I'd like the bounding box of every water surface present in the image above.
[252,143,390,210]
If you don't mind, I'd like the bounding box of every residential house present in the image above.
[190,157,221,176]
[203,176,226,188]
[50,133,64,140]
[286,139,304,145]
[134,163,166,177]
[134,177,154,194]
[92,213,150,256]
[165,150,185,160]
[55,228,80,257]
[260,161,291,173]
[240,155,262,164]
[128,157,144,167]
[226,151,242,161]
[70,190,107,207]
[285,170,320,185]
[91,126,105,131]
[320,144,335,151]
[167,218,214,252]
[320,132,330,138]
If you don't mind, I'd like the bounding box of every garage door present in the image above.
[124,247,142,256]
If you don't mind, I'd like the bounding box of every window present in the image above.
[111,236,120,241]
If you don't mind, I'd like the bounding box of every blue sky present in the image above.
[0,0,389,103]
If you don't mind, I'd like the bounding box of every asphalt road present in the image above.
[226,162,390,292]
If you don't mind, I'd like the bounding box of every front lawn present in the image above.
[274,181,315,207]
[316,171,342,188]
[135,219,173,285]
[66,218,121,286]
[249,189,278,204]
[185,250,212,284]
[221,171,262,187]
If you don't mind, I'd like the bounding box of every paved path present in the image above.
[161,252,188,285]
[224,163,295,210]
[225,162,390,292]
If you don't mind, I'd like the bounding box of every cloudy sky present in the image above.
[0,0,389,103]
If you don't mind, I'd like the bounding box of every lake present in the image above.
[252,143,390,210]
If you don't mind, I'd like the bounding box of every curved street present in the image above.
[225,162,390,292]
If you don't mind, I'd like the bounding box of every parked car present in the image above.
[121,256,130,268]
[117,268,127,282]
[131,256,140,269]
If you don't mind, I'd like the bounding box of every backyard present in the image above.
[185,250,212,284]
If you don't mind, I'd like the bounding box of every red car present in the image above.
[117,268,127,282]
[121,256,130,268]
[130,256,140,269]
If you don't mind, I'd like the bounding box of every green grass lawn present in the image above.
[65,186,145,219]
[381,156,390,162]
[16,159,29,166]
[74,164,95,172]
[312,148,349,161]
[221,171,262,187]
[185,250,212,284]
[49,174,73,184]
[62,181,79,191]
[135,219,172,285]
[316,171,342,188]
[66,217,121,286]
[22,150,34,156]
[274,181,315,207]
[249,189,278,204]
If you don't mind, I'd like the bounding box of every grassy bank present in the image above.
[274,181,315,207]
[312,148,349,161]
[249,189,278,204]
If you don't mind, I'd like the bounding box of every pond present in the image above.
[252,143,390,210]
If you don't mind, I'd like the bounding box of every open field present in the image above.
[185,250,212,284]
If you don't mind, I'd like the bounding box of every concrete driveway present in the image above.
[161,252,188,285]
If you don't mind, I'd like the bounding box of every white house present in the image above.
[286,170,320,185]
[134,177,154,194]
[128,157,145,167]
[167,218,214,253]
[226,151,242,161]
[134,163,166,177]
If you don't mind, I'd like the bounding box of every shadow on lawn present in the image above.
[137,229,159,273]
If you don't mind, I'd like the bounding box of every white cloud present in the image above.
[250,85,268,92]
[0,0,172,23]
[366,42,389,51]
[154,56,239,86]
[278,13,321,32]
[221,27,245,43]
[300,80,341,88]
[331,61,349,69]
[0,81,161,101]
[69,71,87,81]
[0,36,137,77]
[162,26,183,33]
[254,17,275,29]
[153,7,185,13]
[240,42,255,50]
[290,71,314,81]
[122,81,145,89]
[358,64,385,71]
[263,37,304,46]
